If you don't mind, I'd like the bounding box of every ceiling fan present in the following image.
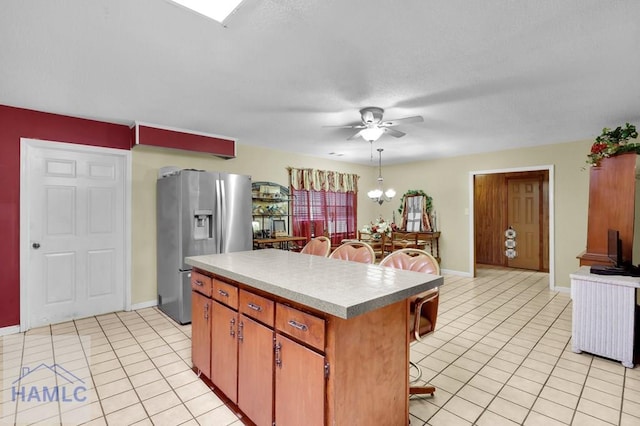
[326,107,424,142]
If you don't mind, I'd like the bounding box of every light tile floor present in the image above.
[0,266,638,425]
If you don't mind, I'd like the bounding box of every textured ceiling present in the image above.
[1,0,639,165]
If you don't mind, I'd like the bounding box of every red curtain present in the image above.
[291,188,357,246]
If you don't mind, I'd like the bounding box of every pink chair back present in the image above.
[380,248,440,274]
[300,236,331,257]
[329,241,375,264]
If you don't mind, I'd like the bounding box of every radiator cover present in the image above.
[571,267,639,368]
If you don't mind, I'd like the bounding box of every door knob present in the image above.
[32,242,40,249]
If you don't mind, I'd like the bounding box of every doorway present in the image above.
[20,138,131,330]
[469,166,555,289]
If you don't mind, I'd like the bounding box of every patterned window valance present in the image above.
[287,167,359,193]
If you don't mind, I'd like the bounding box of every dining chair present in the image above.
[380,248,440,396]
[387,231,420,253]
[300,236,331,257]
[328,241,375,264]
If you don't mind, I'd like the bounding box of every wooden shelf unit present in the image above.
[252,181,292,241]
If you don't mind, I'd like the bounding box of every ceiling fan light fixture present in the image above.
[360,127,385,142]
[325,106,422,145]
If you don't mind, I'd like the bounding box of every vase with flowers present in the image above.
[361,217,398,240]
[586,123,639,167]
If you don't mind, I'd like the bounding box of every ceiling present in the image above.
[1,0,639,165]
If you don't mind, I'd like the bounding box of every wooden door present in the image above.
[238,316,274,426]
[474,174,506,265]
[191,291,211,379]
[275,333,324,426]
[507,177,541,270]
[211,301,238,402]
[23,139,127,328]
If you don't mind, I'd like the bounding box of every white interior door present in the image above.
[21,139,128,329]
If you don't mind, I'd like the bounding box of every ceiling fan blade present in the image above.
[380,116,424,127]
[347,130,364,140]
[322,124,366,129]
[384,128,406,138]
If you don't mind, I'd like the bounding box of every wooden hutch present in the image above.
[579,153,640,266]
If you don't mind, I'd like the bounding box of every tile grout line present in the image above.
[415,270,571,424]
[6,332,25,425]
[461,276,570,424]
[410,269,543,422]
[91,312,154,423]
[119,309,187,422]
[119,308,222,423]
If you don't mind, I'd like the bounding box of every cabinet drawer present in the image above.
[191,271,212,297]
[240,290,274,327]
[212,279,238,309]
[275,304,325,352]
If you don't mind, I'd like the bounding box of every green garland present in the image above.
[586,123,639,167]
[397,190,433,214]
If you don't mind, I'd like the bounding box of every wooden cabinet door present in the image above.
[191,291,211,379]
[275,333,324,426]
[211,301,238,402]
[238,316,274,426]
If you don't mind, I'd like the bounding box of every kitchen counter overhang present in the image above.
[185,249,443,319]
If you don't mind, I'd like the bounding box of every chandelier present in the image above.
[367,148,396,205]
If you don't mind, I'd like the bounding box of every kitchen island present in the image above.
[186,249,442,426]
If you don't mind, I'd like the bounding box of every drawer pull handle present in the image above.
[247,303,262,312]
[218,289,229,298]
[230,317,236,337]
[194,280,204,287]
[204,303,209,320]
[238,321,244,342]
[288,320,308,332]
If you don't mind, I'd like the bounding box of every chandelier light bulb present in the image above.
[368,189,383,199]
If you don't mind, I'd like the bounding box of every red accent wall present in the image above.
[0,105,132,328]
[135,124,236,157]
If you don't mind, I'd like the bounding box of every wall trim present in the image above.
[469,165,556,290]
[441,269,473,278]
[0,325,21,336]
[130,300,158,311]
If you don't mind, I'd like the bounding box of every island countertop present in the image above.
[185,249,442,319]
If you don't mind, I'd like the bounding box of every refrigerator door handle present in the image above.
[220,180,227,252]
[215,179,223,253]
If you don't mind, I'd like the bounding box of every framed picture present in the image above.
[272,219,286,236]
[252,221,261,238]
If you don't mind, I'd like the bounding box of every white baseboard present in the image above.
[129,299,158,311]
[441,268,473,277]
[553,285,570,294]
[0,325,21,336]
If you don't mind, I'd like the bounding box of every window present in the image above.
[288,168,358,246]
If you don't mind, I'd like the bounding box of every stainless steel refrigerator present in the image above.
[156,169,252,324]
